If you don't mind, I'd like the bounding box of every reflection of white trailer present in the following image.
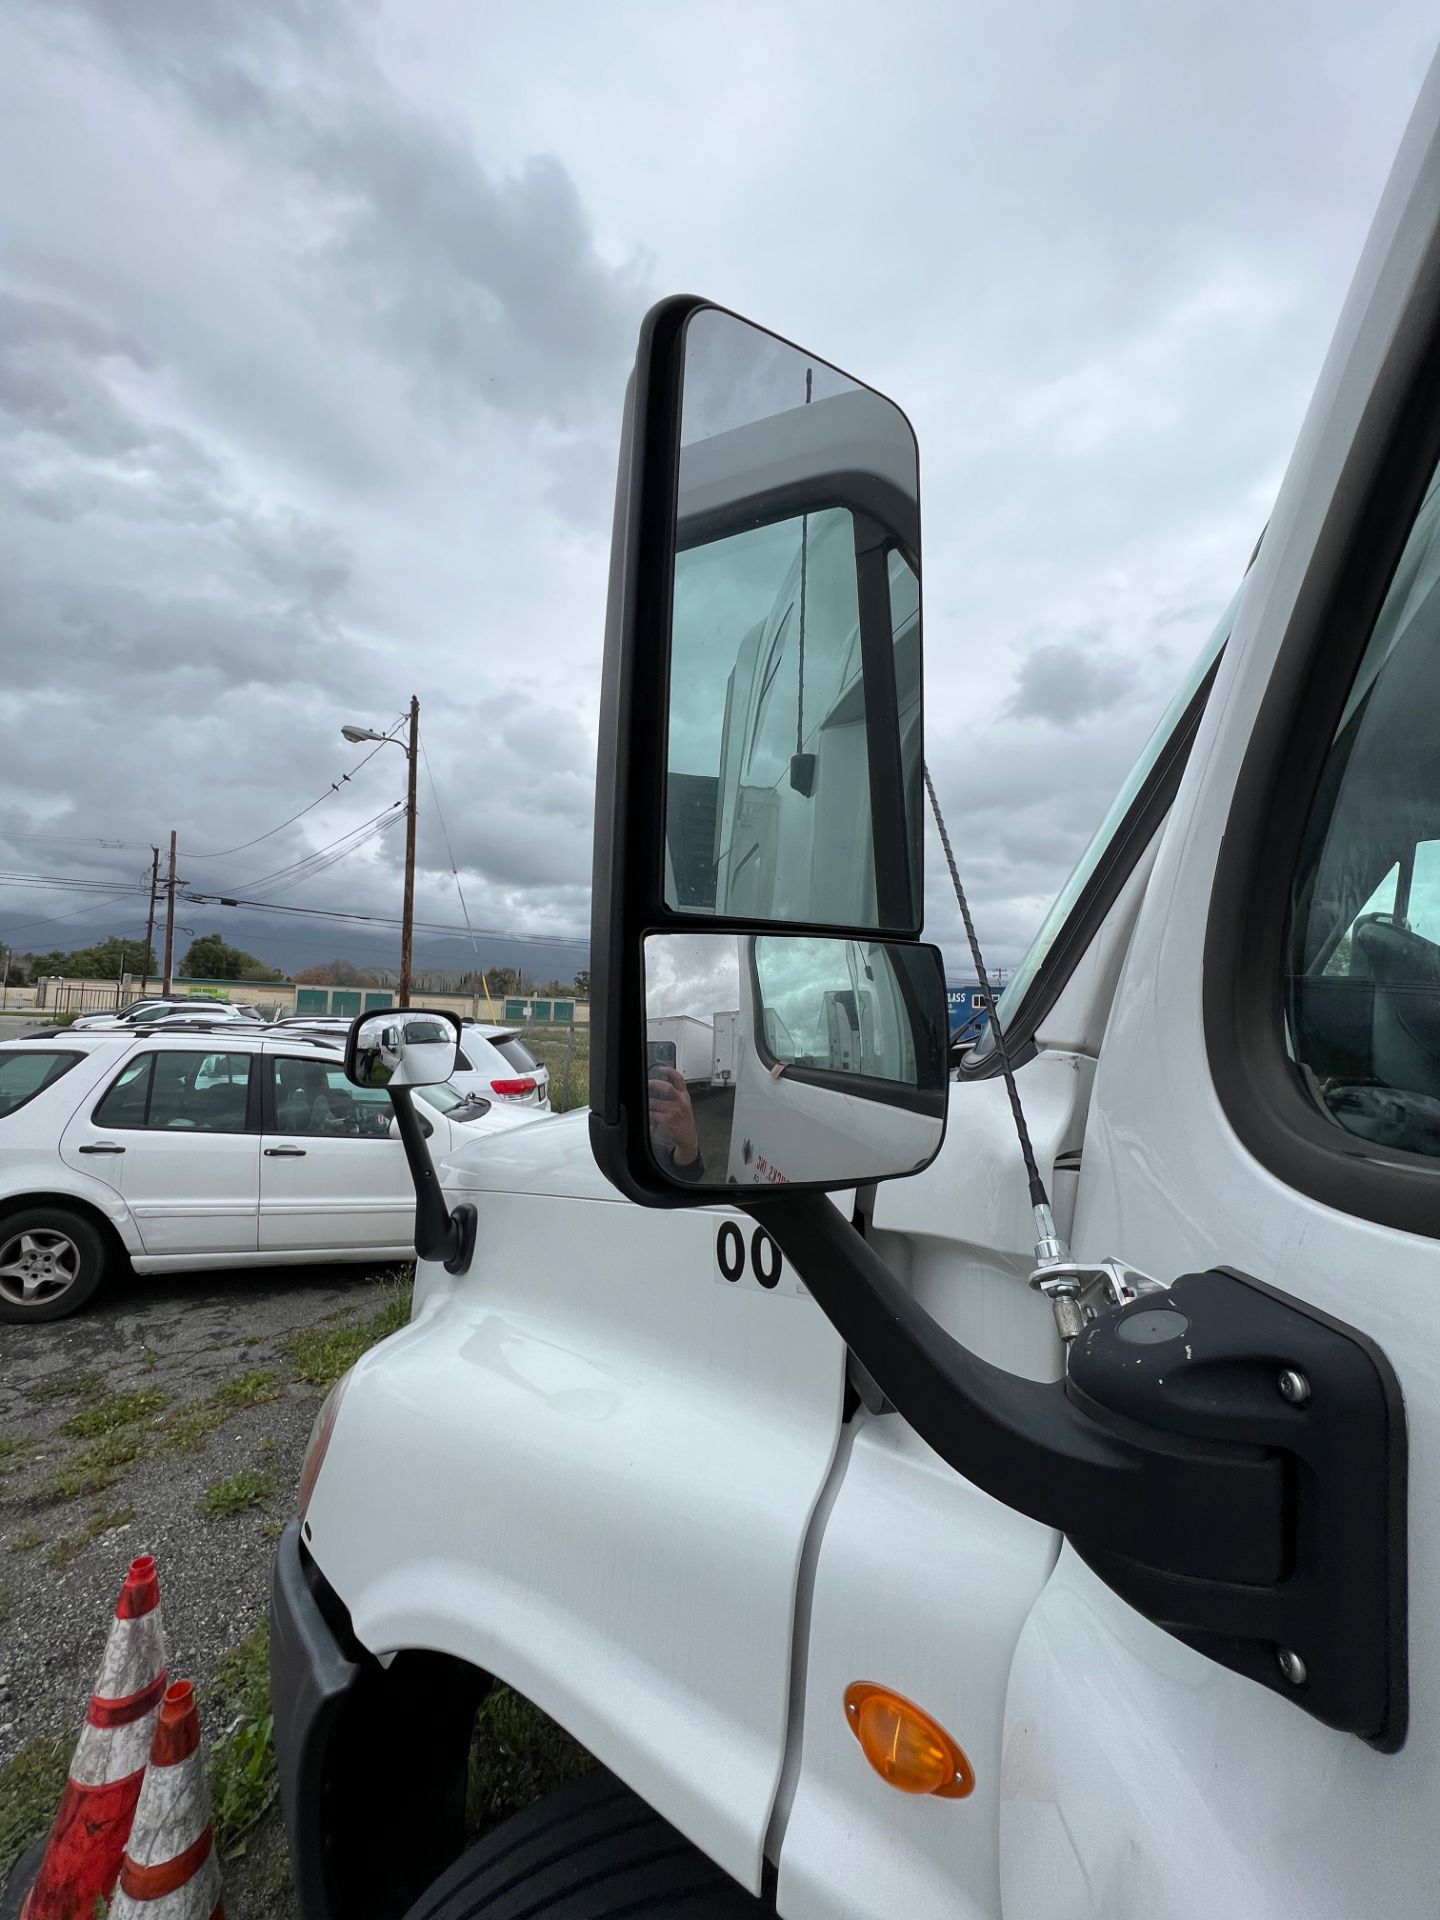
[647,1014,714,1083]
[711,1010,737,1085]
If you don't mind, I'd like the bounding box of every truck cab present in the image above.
[271,52,1440,1920]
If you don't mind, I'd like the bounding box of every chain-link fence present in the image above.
[518,1023,590,1113]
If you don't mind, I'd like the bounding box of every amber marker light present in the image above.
[844,1682,976,1798]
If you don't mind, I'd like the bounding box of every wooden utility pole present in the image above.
[162,831,178,996]
[399,694,419,1003]
[141,846,160,999]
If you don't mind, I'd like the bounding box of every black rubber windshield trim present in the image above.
[960,650,1223,1080]
[1202,226,1440,1239]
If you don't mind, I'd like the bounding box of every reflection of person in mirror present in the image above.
[648,1065,705,1182]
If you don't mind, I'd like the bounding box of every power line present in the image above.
[419,737,481,966]
[181,890,588,949]
[183,716,409,861]
[0,890,147,940]
[235,802,405,893]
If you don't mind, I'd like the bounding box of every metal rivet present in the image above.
[1278,1369,1310,1406]
[1277,1648,1307,1686]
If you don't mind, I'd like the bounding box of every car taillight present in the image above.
[298,1372,351,1518]
[491,1077,536,1096]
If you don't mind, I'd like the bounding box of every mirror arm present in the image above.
[754,1189,1279,1578]
[755,1188,1407,1746]
[388,1087,477,1276]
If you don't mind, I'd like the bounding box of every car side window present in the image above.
[1288,466,1440,1159]
[94,1052,252,1132]
[271,1058,392,1138]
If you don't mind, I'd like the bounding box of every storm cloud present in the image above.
[0,0,1433,981]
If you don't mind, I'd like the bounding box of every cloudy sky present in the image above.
[0,0,1434,983]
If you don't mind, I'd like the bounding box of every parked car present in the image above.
[71,998,264,1032]
[455,1021,552,1109]
[0,1030,542,1322]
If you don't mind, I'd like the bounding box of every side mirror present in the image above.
[591,298,934,1202]
[345,1007,473,1274]
[345,1009,460,1090]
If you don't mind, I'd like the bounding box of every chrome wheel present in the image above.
[0,1226,82,1308]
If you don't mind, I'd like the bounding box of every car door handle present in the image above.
[78,1142,125,1155]
[264,1146,307,1157]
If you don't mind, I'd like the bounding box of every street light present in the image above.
[340,695,419,1002]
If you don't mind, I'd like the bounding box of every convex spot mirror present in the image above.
[644,933,948,1191]
[591,297,929,1204]
[345,1008,461,1090]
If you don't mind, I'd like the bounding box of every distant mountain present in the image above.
[14,908,589,987]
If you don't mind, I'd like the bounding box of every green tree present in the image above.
[485,966,521,998]
[179,933,282,981]
[572,970,590,997]
[23,936,156,981]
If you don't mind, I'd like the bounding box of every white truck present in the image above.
[271,54,1440,1920]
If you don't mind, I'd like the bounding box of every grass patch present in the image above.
[48,1430,142,1501]
[60,1389,170,1439]
[0,1436,36,1462]
[201,1469,271,1519]
[47,1507,136,1570]
[154,1400,230,1455]
[24,1371,103,1405]
[13,1528,46,1553]
[522,1025,591,1114]
[285,1273,413,1390]
[466,1684,595,1835]
[0,1737,69,1878]
[211,1370,282,1411]
[207,1624,277,1859]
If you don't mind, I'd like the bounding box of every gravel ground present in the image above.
[0,1259,406,1918]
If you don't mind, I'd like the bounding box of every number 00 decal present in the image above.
[713,1221,806,1296]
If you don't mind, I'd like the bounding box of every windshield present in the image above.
[973,582,1242,1053]
[418,1082,488,1117]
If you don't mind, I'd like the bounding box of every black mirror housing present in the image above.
[589,296,932,1205]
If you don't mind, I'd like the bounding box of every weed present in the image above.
[61,1390,170,1439]
[24,1371,102,1405]
[155,1400,229,1455]
[211,1371,282,1411]
[0,1436,36,1462]
[466,1684,594,1836]
[0,1737,69,1878]
[261,1518,286,1542]
[14,1528,46,1553]
[206,1624,277,1858]
[201,1470,271,1519]
[47,1508,137,1570]
[285,1274,413,1389]
[49,1430,142,1501]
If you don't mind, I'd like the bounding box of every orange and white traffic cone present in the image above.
[108,1681,223,1920]
[22,1554,168,1920]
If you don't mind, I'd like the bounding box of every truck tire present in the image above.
[399,1770,773,1919]
[0,1206,109,1322]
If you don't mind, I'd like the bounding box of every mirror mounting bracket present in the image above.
[755,1188,1406,1749]
[388,1086,477,1276]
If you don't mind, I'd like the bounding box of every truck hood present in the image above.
[437,1106,619,1202]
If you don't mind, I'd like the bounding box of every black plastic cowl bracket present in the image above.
[751,1191,1407,1748]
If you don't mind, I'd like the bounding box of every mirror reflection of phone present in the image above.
[647,1040,677,1076]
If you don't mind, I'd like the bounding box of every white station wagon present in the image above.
[0,1029,544,1322]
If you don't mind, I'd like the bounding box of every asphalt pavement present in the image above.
[0,1259,404,1917]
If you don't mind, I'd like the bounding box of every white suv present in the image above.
[0,1029,542,1322]
[70,998,264,1031]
